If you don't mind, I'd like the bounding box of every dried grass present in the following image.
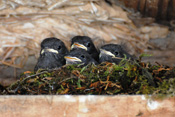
[0,0,170,68]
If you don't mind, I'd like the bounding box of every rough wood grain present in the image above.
[115,0,175,20]
[0,95,174,117]
[159,0,169,20]
[145,0,159,17]
[173,0,175,19]
[129,0,139,10]
[139,0,146,14]
[167,0,175,20]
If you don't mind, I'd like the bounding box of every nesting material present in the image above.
[2,59,175,95]
[0,0,170,68]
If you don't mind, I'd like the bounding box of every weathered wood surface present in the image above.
[0,95,174,117]
[116,0,175,20]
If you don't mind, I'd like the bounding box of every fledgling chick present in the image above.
[64,49,98,66]
[34,37,68,72]
[71,36,99,61]
[99,44,134,64]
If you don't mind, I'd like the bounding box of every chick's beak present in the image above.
[99,49,115,58]
[41,48,59,54]
[71,43,87,51]
[64,56,82,62]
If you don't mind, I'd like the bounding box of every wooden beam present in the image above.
[0,95,174,117]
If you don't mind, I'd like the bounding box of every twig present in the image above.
[7,69,60,94]
[21,67,62,82]
[57,77,77,85]
[21,70,49,82]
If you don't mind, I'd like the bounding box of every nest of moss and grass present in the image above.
[0,54,175,97]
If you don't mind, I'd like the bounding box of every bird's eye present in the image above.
[58,46,61,50]
[115,51,119,55]
[86,42,90,47]
[80,55,85,59]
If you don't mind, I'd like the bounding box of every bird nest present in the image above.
[0,0,170,69]
[1,56,175,96]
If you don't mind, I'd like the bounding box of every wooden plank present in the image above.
[167,0,175,20]
[139,0,146,14]
[145,0,159,17]
[117,0,139,11]
[0,95,174,117]
[159,0,170,20]
[129,0,139,11]
[173,0,175,19]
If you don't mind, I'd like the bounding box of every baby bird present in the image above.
[64,49,98,66]
[71,36,99,61]
[99,44,134,64]
[34,37,68,72]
